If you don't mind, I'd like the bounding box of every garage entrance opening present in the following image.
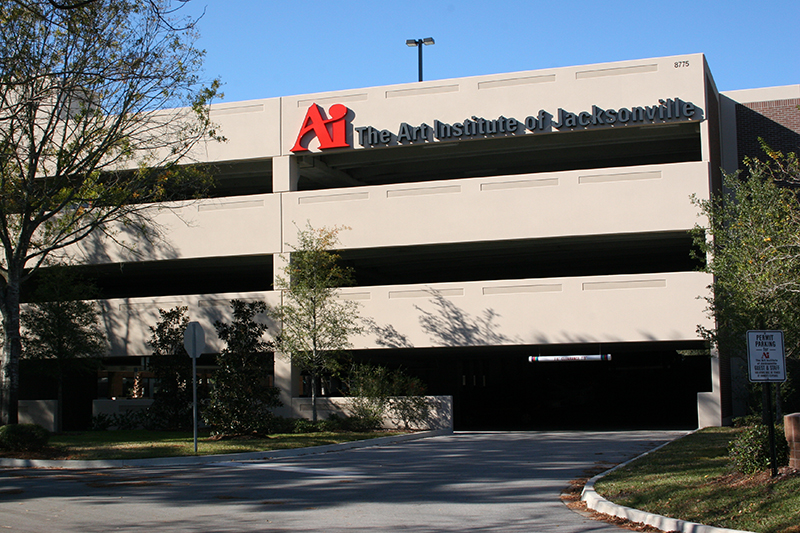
[350,341,710,431]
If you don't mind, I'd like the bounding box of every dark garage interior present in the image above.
[351,341,711,431]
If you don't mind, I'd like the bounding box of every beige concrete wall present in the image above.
[100,291,281,357]
[283,396,453,430]
[77,55,720,425]
[64,54,712,263]
[192,98,282,162]
[66,161,708,265]
[281,162,709,250]
[698,354,723,428]
[98,270,710,357]
[108,55,712,171]
[344,272,711,349]
[19,400,57,432]
[722,85,800,105]
[280,54,708,156]
[70,193,283,264]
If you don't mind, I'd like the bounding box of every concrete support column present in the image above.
[273,155,299,193]
[271,155,300,417]
[697,351,723,428]
[785,413,800,470]
[273,353,300,418]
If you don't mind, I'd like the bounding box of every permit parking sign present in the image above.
[747,330,787,383]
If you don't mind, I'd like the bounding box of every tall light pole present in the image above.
[406,37,434,82]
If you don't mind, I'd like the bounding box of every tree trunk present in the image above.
[57,372,64,433]
[310,373,318,422]
[0,274,23,425]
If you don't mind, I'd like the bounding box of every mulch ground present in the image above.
[0,446,72,460]
[561,463,800,533]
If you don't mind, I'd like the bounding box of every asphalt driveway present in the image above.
[0,430,686,532]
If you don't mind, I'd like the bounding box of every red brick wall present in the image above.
[736,98,800,163]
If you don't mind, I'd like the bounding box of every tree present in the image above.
[203,300,281,436]
[271,224,362,422]
[20,265,106,431]
[0,0,221,424]
[692,145,800,417]
[147,306,193,430]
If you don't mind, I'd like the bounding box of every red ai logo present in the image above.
[291,103,350,152]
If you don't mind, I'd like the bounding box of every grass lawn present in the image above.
[5,430,404,461]
[594,427,800,533]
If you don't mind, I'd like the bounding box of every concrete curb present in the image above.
[580,431,755,533]
[0,428,452,470]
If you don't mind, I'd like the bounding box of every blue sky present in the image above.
[183,0,800,103]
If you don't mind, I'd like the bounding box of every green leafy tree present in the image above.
[147,306,194,430]
[0,0,221,424]
[271,224,363,422]
[21,265,106,431]
[692,145,800,416]
[203,300,281,436]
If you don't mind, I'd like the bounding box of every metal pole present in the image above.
[766,382,778,477]
[192,356,198,454]
[418,42,423,82]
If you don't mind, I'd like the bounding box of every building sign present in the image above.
[747,330,787,382]
[291,98,699,153]
[291,103,350,152]
[529,354,612,363]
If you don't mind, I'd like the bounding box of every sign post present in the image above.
[746,330,787,477]
[183,322,205,454]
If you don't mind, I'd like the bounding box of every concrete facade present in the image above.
[46,54,800,429]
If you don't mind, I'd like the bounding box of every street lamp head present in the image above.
[406,39,419,47]
[422,37,435,46]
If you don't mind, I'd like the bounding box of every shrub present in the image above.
[267,414,370,434]
[203,300,282,436]
[728,423,789,474]
[112,410,149,430]
[344,363,431,430]
[345,364,390,429]
[732,414,761,428]
[266,416,295,435]
[91,413,113,431]
[90,411,149,431]
[320,413,355,431]
[389,395,431,430]
[0,424,50,452]
[292,418,321,434]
